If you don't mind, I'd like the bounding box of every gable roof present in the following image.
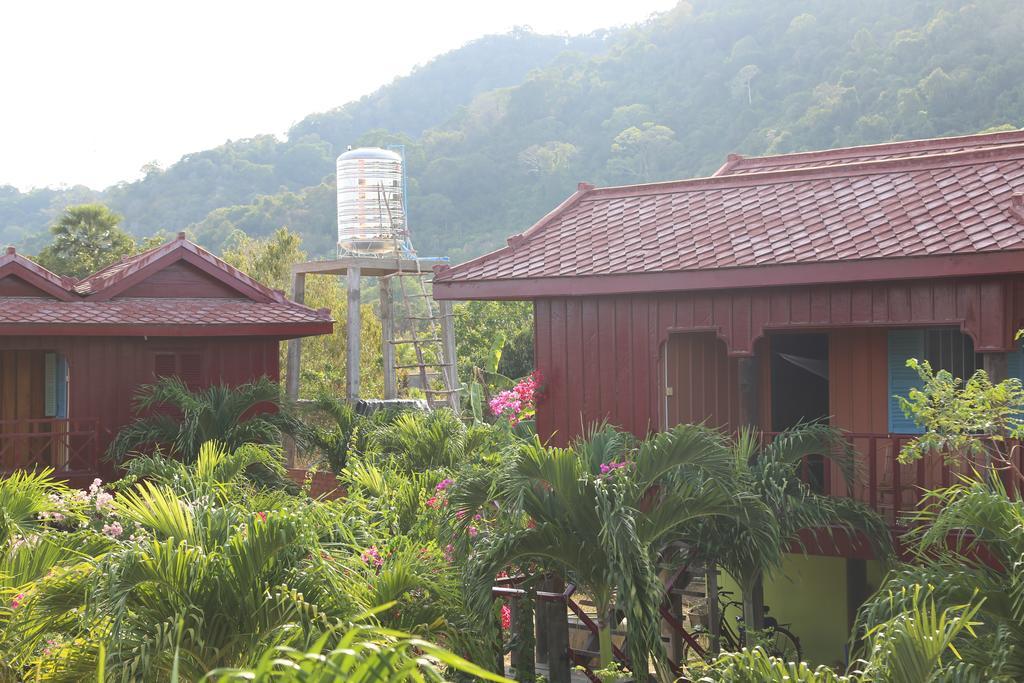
[0,247,77,300]
[0,235,332,338]
[434,131,1024,300]
[74,232,276,301]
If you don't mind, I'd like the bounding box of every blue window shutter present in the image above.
[888,329,925,434]
[1008,339,1024,382]
[44,353,57,417]
[56,355,68,419]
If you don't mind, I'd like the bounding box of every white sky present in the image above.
[0,0,676,191]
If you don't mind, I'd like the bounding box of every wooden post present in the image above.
[737,353,765,632]
[535,575,552,665]
[667,587,684,664]
[547,592,571,683]
[983,352,1010,475]
[284,271,305,467]
[984,352,1009,383]
[439,298,460,413]
[346,267,361,402]
[380,277,396,400]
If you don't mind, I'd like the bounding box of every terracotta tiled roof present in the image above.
[435,134,1024,291]
[0,235,331,335]
[0,298,331,328]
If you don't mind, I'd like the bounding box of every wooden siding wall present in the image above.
[0,275,51,297]
[0,336,279,479]
[116,261,245,298]
[655,278,1016,355]
[0,351,46,424]
[534,276,1024,446]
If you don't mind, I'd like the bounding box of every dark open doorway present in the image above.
[770,333,829,491]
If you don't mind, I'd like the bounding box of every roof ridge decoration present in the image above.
[588,141,1024,200]
[721,128,1024,175]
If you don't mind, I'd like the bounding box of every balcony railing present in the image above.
[784,431,1021,528]
[0,418,100,479]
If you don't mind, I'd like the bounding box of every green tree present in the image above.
[34,204,158,279]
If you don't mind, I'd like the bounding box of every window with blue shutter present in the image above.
[1008,339,1024,389]
[888,329,926,434]
[43,353,68,419]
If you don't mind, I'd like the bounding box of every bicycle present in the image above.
[681,589,802,663]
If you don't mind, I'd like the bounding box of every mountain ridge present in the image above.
[4,0,1024,265]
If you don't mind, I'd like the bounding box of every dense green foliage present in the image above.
[4,1,1023,263]
[0,432,508,681]
[33,204,161,279]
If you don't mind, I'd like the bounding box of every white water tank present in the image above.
[336,147,406,255]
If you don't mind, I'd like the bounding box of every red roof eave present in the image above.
[0,321,334,339]
[433,249,1024,300]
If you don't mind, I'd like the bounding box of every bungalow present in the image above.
[433,129,1024,664]
[0,233,332,484]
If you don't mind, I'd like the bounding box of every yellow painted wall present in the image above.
[717,555,886,667]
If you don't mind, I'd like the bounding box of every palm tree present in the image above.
[107,376,303,463]
[855,474,1024,681]
[691,423,893,635]
[368,408,492,472]
[452,424,734,674]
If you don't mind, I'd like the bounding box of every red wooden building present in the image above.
[0,233,332,484]
[434,130,1024,662]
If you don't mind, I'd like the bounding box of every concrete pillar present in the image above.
[285,271,305,403]
[380,277,396,400]
[284,271,305,467]
[439,298,460,412]
[346,267,361,402]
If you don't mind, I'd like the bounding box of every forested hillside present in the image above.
[4,0,1023,262]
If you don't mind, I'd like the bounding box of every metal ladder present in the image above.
[376,183,458,410]
[388,265,458,409]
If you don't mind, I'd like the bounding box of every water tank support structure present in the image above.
[286,256,458,413]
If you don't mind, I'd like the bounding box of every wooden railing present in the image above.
[0,418,99,477]
[774,431,1023,527]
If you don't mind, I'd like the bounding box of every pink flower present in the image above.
[256,511,267,522]
[425,496,440,509]
[436,478,454,491]
[443,544,455,563]
[489,371,543,424]
[467,526,479,538]
[599,461,629,476]
[361,545,384,568]
[455,509,467,520]
[101,522,123,538]
[10,593,24,609]
[94,492,115,512]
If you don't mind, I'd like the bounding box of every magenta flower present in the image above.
[436,478,454,491]
[361,545,384,568]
